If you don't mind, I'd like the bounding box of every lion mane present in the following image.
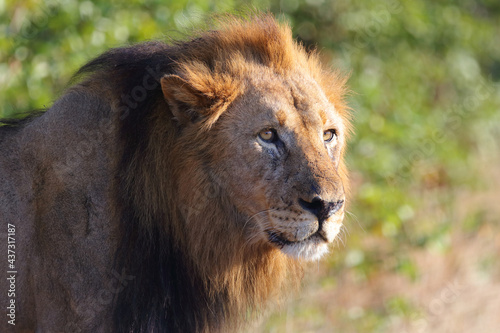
[0,15,350,332]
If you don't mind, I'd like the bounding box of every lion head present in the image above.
[159,17,350,263]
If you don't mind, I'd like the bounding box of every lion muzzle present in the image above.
[298,197,344,223]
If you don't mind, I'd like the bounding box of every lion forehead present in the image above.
[271,92,339,137]
[243,73,336,129]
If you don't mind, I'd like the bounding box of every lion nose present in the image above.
[298,196,344,222]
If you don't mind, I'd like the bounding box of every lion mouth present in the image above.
[266,230,328,249]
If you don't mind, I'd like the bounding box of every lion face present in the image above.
[210,69,347,261]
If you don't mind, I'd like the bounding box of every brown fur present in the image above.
[0,15,350,332]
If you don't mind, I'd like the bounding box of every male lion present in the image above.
[0,15,351,332]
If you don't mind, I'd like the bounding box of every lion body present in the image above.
[0,92,121,331]
[0,16,350,332]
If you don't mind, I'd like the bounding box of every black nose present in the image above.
[298,197,344,222]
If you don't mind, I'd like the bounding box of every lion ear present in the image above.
[161,74,210,125]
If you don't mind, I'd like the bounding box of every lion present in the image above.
[0,15,351,332]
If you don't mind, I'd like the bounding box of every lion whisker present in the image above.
[345,210,364,233]
[242,208,278,231]
[243,214,277,247]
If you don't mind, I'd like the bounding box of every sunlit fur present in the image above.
[0,14,350,332]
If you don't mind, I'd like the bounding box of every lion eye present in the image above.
[258,129,276,142]
[323,129,336,142]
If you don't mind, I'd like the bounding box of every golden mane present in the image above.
[169,15,351,131]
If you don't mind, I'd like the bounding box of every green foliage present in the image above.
[1,0,499,330]
[0,0,264,116]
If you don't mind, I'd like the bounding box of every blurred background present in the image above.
[1,0,499,332]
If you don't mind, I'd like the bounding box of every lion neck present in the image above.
[170,153,302,328]
[116,124,302,332]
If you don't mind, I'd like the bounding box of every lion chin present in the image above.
[272,235,331,261]
[266,214,344,261]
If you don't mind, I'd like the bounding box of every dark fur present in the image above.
[75,43,218,331]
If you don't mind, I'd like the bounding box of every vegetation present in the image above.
[2,0,499,331]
